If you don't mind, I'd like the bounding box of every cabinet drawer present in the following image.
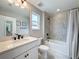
[14,52,29,59]
[14,47,38,59]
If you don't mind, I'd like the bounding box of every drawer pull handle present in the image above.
[25,54,29,58]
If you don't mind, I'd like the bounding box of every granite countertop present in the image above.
[0,37,39,54]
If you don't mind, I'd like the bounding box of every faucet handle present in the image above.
[12,37,16,40]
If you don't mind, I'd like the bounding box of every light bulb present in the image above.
[15,3,19,6]
[21,1,27,8]
[23,2,26,7]
[17,0,22,5]
[57,9,60,12]
[8,0,13,4]
[21,5,25,8]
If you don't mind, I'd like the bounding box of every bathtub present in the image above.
[44,39,70,59]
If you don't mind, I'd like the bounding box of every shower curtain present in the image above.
[67,9,78,59]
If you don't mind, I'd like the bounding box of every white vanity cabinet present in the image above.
[0,38,41,59]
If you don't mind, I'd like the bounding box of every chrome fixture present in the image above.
[8,0,28,8]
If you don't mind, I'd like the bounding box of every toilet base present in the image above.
[38,45,49,59]
[39,52,48,59]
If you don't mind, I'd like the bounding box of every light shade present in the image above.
[8,0,28,9]
[57,9,60,12]
[8,0,14,4]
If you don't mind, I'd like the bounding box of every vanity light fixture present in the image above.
[8,0,14,4]
[8,0,28,8]
[57,9,60,12]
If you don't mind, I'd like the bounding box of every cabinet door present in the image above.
[14,47,38,59]
[28,47,38,59]
[14,52,29,59]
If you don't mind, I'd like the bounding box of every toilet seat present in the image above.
[38,45,49,59]
[39,45,49,52]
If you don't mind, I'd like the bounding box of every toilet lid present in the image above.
[39,45,49,50]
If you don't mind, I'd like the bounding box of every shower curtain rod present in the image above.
[57,7,79,13]
[69,7,79,10]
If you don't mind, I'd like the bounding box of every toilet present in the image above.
[38,45,49,59]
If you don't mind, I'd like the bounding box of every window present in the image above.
[32,12,40,30]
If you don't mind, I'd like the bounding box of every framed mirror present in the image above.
[5,21,12,36]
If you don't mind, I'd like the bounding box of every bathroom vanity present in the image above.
[0,37,41,59]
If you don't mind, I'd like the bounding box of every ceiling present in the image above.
[0,0,78,16]
[27,0,78,16]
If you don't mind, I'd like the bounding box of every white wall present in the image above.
[44,12,50,39]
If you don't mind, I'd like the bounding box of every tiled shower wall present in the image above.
[50,12,69,42]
